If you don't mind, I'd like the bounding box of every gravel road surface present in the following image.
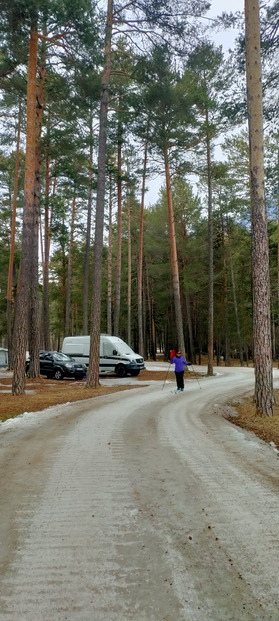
[0,366,279,620]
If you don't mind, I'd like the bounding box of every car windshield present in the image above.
[53,353,74,362]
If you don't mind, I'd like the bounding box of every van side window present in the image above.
[103,342,115,357]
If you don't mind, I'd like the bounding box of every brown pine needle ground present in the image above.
[228,393,279,450]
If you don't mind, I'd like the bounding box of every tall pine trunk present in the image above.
[83,110,94,334]
[182,223,195,363]
[42,129,51,350]
[87,0,113,388]
[223,272,230,366]
[245,0,273,415]
[107,173,113,335]
[65,195,76,337]
[7,100,21,370]
[206,105,214,376]
[12,29,38,395]
[222,218,230,366]
[127,187,132,346]
[277,147,279,368]
[138,135,148,357]
[61,214,67,336]
[164,147,185,356]
[145,265,156,361]
[42,156,56,350]
[107,174,112,334]
[185,292,195,363]
[29,36,46,377]
[114,116,122,335]
[228,244,244,366]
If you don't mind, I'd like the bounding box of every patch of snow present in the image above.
[0,389,36,394]
[129,508,139,517]
[0,411,40,428]
[145,365,174,372]
[0,401,73,429]
[269,441,279,456]
[230,426,263,448]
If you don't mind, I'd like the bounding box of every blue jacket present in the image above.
[171,356,188,372]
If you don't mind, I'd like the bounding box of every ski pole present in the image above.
[162,362,171,390]
[189,363,202,389]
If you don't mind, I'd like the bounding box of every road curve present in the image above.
[0,367,279,620]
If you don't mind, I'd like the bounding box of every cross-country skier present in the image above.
[170,350,188,392]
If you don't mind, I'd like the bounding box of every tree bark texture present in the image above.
[83,110,93,335]
[138,135,148,358]
[229,249,244,366]
[224,275,230,367]
[185,292,195,363]
[222,221,230,367]
[145,258,152,358]
[164,148,185,357]
[277,148,279,367]
[12,29,38,395]
[245,0,273,415]
[107,174,113,335]
[87,0,113,388]
[114,116,122,336]
[65,196,76,337]
[29,39,46,377]
[127,189,131,346]
[206,106,214,376]
[42,137,51,350]
[7,100,21,370]
[181,223,195,363]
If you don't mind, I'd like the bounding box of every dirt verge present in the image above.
[228,391,279,451]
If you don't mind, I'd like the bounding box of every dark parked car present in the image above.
[26,351,86,380]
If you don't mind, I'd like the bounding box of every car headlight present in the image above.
[65,363,73,369]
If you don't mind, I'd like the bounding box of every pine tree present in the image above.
[245,0,274,415]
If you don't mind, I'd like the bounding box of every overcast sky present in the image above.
[144,0,245,205]
[208,0,244,16]
[206,0,244,53]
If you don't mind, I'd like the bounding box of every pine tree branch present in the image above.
[38,30,75,43]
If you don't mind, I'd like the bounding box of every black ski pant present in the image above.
[175,370,184,390]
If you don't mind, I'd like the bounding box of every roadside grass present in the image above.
[228,392,279,451]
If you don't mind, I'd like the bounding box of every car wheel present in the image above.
[26,366,30,378]
[130,369,140,377]
[115,364,127,378]
[53,368,63,380]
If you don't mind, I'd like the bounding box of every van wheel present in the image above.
[115,364,126,378]
[53,368,63,380]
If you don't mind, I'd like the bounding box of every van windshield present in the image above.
[113,341,134,355]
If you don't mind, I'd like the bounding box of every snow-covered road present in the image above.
[0,366,279,620]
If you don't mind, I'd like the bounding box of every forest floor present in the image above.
[1,362,279,450]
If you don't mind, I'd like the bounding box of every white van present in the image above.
[61,335,145,378]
